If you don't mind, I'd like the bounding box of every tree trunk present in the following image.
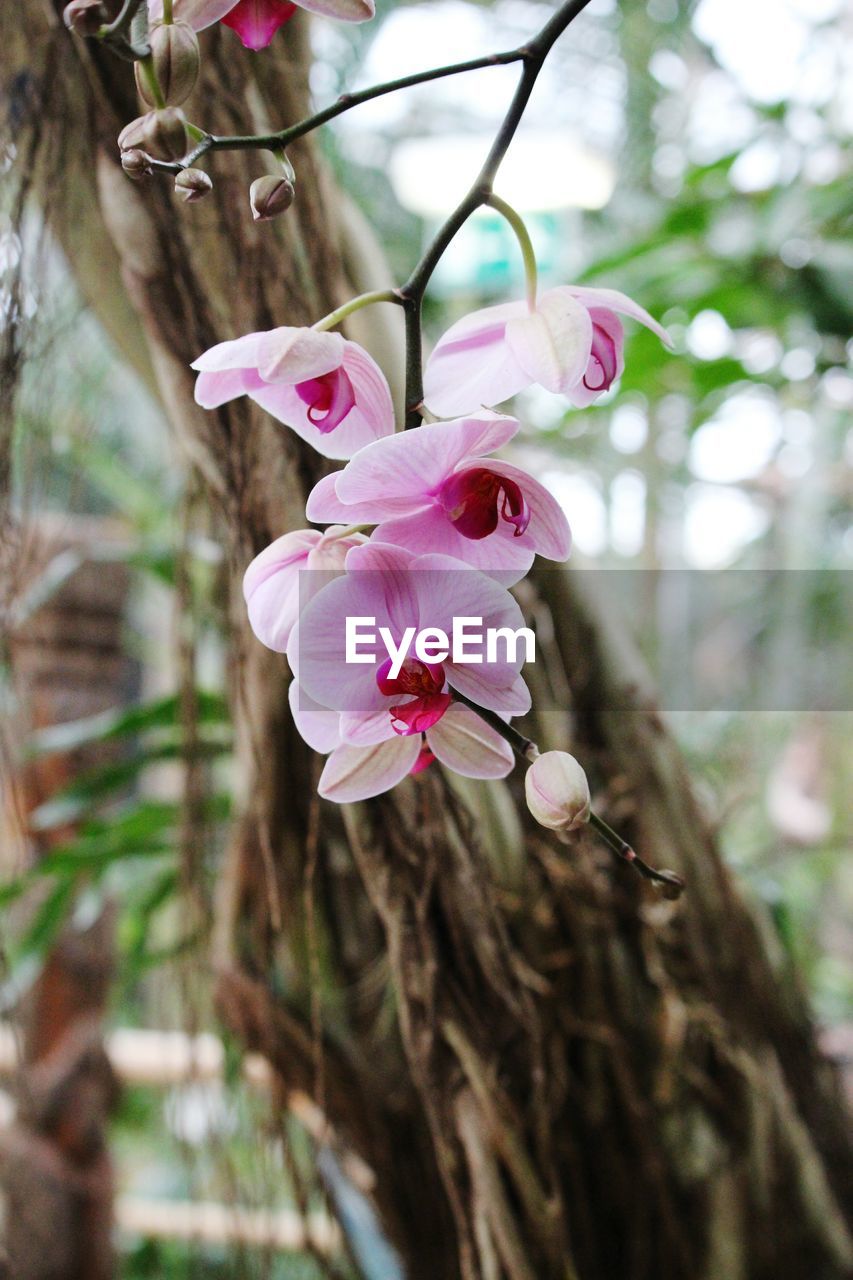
[1,520,129,1280]
[2,10,850,1279]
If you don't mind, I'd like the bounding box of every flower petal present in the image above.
[343,541,422,639]
[243,529,320,652]
[195,366,266,409]
[504,290,592,395]
[567,285,672,348]
[319,737,419,803]
[288,680,341,753]
[290,545,421,715]
[191,331,265,372]
[335,414,519,507]
[306,471,414,524]
[409,552,530,660]
[287,577,384,714]
[149,0,237,31]
[372,504,534,586]
[344,541,419,574]
[305,472,352,523]
[257,328,344,384]
[294,0,374,20]
[423,301,530,417]
[339,707,396,746]
[426,702,514,779]
[447,667,531,719]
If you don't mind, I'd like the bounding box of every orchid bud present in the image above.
[249,175,295,223]
[142,108,188,162]
[135,22,200,107]
[525,751,590,836]
[63,0,107,36]
[175,167,213,202]
[121,149,153,181]
[118,114,152,152]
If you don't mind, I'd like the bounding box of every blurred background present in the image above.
[1,0,850,1274]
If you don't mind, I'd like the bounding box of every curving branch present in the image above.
[148,46,531,173]
[398,0,595,425]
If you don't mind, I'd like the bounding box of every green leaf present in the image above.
[18,877,78,959]
[29,691,230,757]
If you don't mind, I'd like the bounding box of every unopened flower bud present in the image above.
[121,148,153,180]
[118,114,152,152]
[175,167,213,203]
[63,0,107,36]
[135,22,200,107]
[141,107,188,162]
[525,751,590,836]
[249,175,295,222]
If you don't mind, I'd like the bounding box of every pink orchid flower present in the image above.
[243,526,366,653]
[192,326,394,460]
[148,0,373,51]
[423,286,671,419]
[286,541,528,801]
[305,413,571,585]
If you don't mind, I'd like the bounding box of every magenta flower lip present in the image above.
[295,367,357,434]
[438,467,531,541]
[377,656,451,736]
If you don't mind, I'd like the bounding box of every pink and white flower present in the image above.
[192,326,394,459]
[423,286,671,418]
[287,541,528,801]
[243,526,366,653]
[306,413,571,584]
[148,0,373,51]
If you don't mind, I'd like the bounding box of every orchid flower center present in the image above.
[583,318,618,393]
[376,657,451,736]
[295,367,356,434]
[439,468,531,541]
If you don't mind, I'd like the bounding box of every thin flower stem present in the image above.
[588,814,685,897]
[138,55,166,110]
[399,0,595,426]
[452,693,685,896]
[312,289,403,333]
[486,194,538,310]
[162,0,173,22]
